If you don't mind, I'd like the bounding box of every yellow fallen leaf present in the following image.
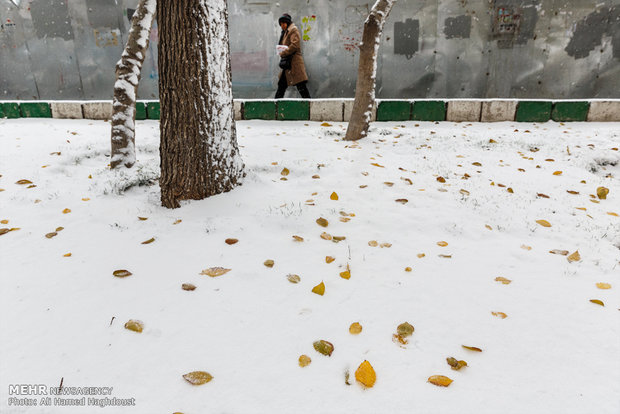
[330,192,339,200]
[141,237,155,245]
[405,267,412,272]
[325,256,335,263]
[495,276,511,285]
[437,241,448,247]
[286,274,301,283]
[355,360,376,388]
[492,311,507,319]
[113,269,132,278]
[590,299,604,306]
[316,217,329,227]
[397,322,414,338]
[349,322,362,335]
[82,198,90,201]
[182,283,196,291]
[368,240,378,247]
[200,267,231,277]
[321,122,332,127]
[183,371,213,385]
[173,219,182,225]
[263,260,274,268]
[45,232,58,239]
[15,179,33,185]
[298,355,311,367]
[596,282,611,289]
[417,253,425,258]
[553,171,562,176]
[281,167,290,176]
[320,232,332,240]
[607,212,618,217]
[340,268,351,280]
[312,281,325,296]
[536,219,551,227]
[596,187,609,199]
[567,251,581,263]
[63,253,72,257]
[436,176,446,183]
[292,235,304,242]
[0,220,7,224]
[124,319,144,333]
[428,375,453,387]
[575,207,586,211]
[462,345,483,352]
[380,242,392,248]
[62,208,71,214]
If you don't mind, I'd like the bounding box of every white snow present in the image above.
[0,118,619,414]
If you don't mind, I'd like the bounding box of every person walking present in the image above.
[275,13,311,99]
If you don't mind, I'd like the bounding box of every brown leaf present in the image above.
[182,283,196,291]
[320,232,332,240]
[395,199,408,204]
[313,339,334,356]
[397,322,414,338]
[15,179,33,185]
[462,345,483,352]
[567,190,579,195]
[370,163,385,168]
[263,260,275,268]
[200,267,231,277]
[472,162,482,166]
[225,238,239,245]
[183,371,213,385]
[138,217,148,221]
[549,249,569,256]
[124,320,144,333]
[436,176,446,183]
[333,236,346,242]
[537,193,550,199]
[113,269,132,278]
[0,228,10,236]
[380,242,392,248]
[287,274,301,284]
[292,235,304,242]
[446,357,468,371]
[428,375,453,387]
[281,167,290,176]
[316,217,329,227]
[173,219,182,225]
[368,240,378,247]
[141,237,155,245]
[45,232,58,239]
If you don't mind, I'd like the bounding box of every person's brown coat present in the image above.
[279,23,308,86]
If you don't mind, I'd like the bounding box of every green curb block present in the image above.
[20,102,52,118]
[377,101,411,121]
[146,102,160,120]
[412,101,446,121]
[277,100,309,120]
[135,102,147,120]
[552,101,589,122]
[1,103,20,118]
[244,101,276,120]
[516,101,552,122]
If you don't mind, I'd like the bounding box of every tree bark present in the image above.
[158,0,245,209]
[344,0,396,141]
[110,0,156,169]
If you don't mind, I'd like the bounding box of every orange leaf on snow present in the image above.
[428,375,453,387]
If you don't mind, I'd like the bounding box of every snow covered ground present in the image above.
[1,118,619,414]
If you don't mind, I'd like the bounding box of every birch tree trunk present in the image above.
[344,0,396,141]
[110,0,156,169]
[158,0,245,209]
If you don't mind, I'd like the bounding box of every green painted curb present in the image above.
[20,102,52,118]
[1,103,20,118]
[277,100,309,120]
[412,101,446,121]
[516,101,552,122]
[135,102,147,120]
[146,102,160,120]
[244,101,276,120]
[377,101,411,121]
[552,101,589,122]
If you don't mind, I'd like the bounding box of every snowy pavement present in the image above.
[0,118,619,413]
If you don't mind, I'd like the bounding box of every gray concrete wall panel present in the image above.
[1,0,619,100]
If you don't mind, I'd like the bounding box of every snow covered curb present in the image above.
[1,100,619,122]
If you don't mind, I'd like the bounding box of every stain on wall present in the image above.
[394,18,419,59]
[444,15,471,39]
[566,6,620,59]
[491,0,539,48]
[29,0,74,41]
[85,0,120,29]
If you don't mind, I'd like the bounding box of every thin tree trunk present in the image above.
[110,0,156,169]
[158,0,245,209]
[344,0,396,141]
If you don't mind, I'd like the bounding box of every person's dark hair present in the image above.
[278,13,292,25]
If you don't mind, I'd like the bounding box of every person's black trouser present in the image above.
[275,72,311,99]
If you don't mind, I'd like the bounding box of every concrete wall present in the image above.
[1,0,619,100]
